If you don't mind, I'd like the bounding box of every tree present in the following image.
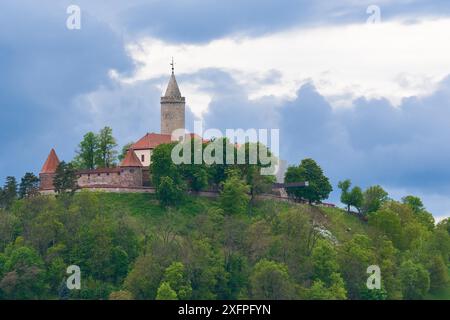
[306,273,347,300]
[338,179,351,211]
[219,175,250,215]
[338,180,363,212]
[285,158,332,204]
[0,242,47,299]
[362,185,388,214]
[402,195,425,213]
[157,176,185,207]
[53,162,78,195]
[311,239,340,285]
[18,173,39,199]
[338,234,375,299]
[156,282,178,300]
[118,142,134,162]
[0,177,18,209]
[95,126,118,168]
[249,259,295,299]
[399,260,430,299]
[75,132,99,169]
[427,255,449,292]
[368,209,402,248]
[162,262,192,300]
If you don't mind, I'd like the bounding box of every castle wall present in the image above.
[77,168,143,188]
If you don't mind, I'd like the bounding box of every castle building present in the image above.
[39,66,188,192]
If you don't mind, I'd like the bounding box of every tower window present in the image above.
[141,155,145,162]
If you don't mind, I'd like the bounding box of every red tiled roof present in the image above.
[131,133,172,150]
[131,132,208,151]
[41,149,60,173]
[120,149,143,167]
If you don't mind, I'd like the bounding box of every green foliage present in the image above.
[0,192,447,300]
[161,262,192,300]
[74,132,99,170]
[285,158,332,204]
[249,259,295,299]
[306,273,347,300]
[95,126,118,168]
[338,179,363,212]
[53,161,78,195]
[19,173,39,199]
[156,282,178,300]
[157,176,185,207]
[219,175,250,215]
[399,260,430,299]
[0,176,18,209]
[362,185,388,214]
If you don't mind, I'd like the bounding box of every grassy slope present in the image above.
[87,192,450,299]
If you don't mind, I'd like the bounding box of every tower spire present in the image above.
[170,57,174,74]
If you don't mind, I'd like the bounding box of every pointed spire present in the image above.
[163,57,182,98]
[120,149,143,167]
[164,73,182,98]
[41,148,60,173]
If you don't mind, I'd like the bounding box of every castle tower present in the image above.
[39,148,60,190]
[160,59,185,136]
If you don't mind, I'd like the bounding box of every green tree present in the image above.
[285,159,332,204]
[18,172,39,199]
[53,162,78,195]
[219,175,250,215]
[156,282,178,300]
[338,180,363,212]
[0,176,18,209]
[157,176,185,207]
[399,260,430,299]
[368,209,402,248]
[338,234,375,299]
[306,273,347,300]
[162,262,192,300]
[402,195,425,213]
[75,132,99,169]
[95,126,118,168]
[312,239,340,285]
[361,185,388,214]
[249,259,295,299]
[0,242,47,299]
[427,255,449,292]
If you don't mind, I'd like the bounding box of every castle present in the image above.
[39,66,188,192]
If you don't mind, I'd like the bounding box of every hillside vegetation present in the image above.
[0,192,449,300]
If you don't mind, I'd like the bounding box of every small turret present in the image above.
[39,148,60,190]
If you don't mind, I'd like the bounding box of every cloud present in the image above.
[0,0,133,178]
[123,18,450,111]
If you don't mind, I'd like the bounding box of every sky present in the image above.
[1,0,450,220]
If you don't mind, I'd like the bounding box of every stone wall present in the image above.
[161,97,185,135]
[77,167,143,188]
